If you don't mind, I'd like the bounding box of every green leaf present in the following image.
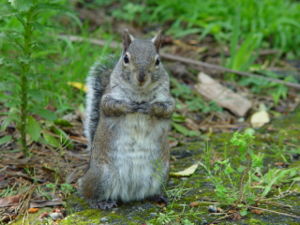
[172,28,201,38]
[172,113,186,123]
[43,132,60,148]
[12,0,34,12]
[237,166,246,173]
[0,135,12,145]
[240,209,248,216]
[224,164,235,174]
[230,33,262,72]
[54,119,72,127]
[292,177,300,182]
[0,116,14,131]
[34,108,57,121]
[172,123,200,137]
[51,126,73,148]
[60,183,75,194]
[27,116,41,141]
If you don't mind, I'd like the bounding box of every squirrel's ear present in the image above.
[122,29,134,51]
[151,30,162,52]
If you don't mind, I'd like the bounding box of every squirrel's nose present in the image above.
[138,71,145,83]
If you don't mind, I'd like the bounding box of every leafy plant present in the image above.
[0,0,88,155]
[171,78,222,114]
[112,2,146,21]
[201,129,300,215]
[147,206,205,225]
[239,70,295,104]
[227,27,262,78]
[170,78,222,137]
[1,1,36,155]
[97,0,300,57]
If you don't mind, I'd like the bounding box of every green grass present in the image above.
[1,0,299,154]
[0,0,117,152]
[200,130,300,214]
[0,1,299,224]
[88,0,300,106]
[106,0,300,57]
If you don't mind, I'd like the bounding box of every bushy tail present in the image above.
[84,58,114,146]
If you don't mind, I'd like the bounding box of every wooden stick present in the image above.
[161,53,300,89]
[249,206,300,219]
[59,35,300,90]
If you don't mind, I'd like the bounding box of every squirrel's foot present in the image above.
[90,200,118,210]
[148,195,168,205]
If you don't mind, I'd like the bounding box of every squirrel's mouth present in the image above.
[138,80,146,87]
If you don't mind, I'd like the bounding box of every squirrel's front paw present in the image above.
[150,101,174,118]
[133,101,150,113]
[150,102,167,116]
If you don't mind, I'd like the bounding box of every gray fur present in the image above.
[79,33,175,206]
[85,59,114,146]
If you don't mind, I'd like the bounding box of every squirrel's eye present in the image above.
[155,58,160,66]
[123,54,129,64]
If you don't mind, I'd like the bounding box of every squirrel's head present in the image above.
[120,29,164,89]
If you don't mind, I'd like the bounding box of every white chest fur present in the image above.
[102,113,169,202]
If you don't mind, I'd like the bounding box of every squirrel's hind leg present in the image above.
[78,166,104,205]
[147,194,168,205]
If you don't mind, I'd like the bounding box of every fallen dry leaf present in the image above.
[250,209,264,215]
[28,208,39,213]
[0,195,21,207]
[67,82,88,92]
[40,212,49,219]
[168,139,179,148]
[228,209,238,214]
[231,212,242,220]
[173,39,207,53]
[250,111,270,128]
[189,201,200,207]
[274,162,289,168]
[170,163,199,177]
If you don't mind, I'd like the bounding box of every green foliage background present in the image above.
[0,0,299,151]
[104,0,300,57]
[0,1,300,223]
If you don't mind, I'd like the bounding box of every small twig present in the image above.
[160,53,300,89]
[58,34,300,90]
[15,185,36,217]
[249,206,300,219]
[257,200,293,209]
[5,171,45,183]
[208,213,233,224]
[0,166,8,173]
[59,34,120,48]
[259,49,279,56]
[192,201,220,205]
[65,151,89,159]
[266,190,297,200]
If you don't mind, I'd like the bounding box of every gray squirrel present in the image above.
[78,30,175,209]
